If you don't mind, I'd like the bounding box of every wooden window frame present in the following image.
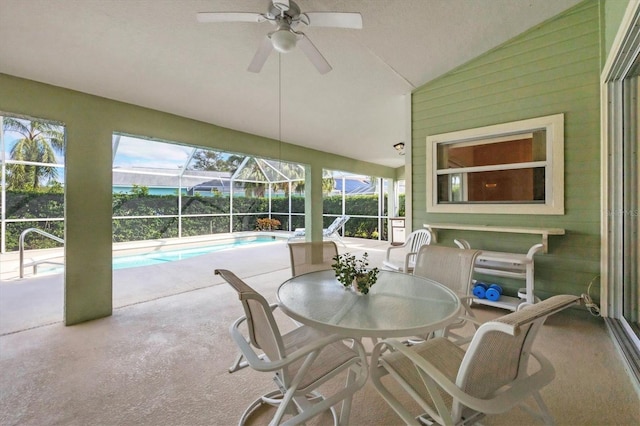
[426,113,564,215]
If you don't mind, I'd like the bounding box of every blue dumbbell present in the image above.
[473,282,488,299]
[485,284,503,301]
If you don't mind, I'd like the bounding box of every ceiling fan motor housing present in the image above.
[272,0,291,13]
[268,0,301,22]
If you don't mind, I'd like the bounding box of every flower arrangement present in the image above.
[255,218,281,231]
[332,252,379,294]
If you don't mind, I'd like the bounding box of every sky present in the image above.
[113,136,195,170]
[2,117,372,186]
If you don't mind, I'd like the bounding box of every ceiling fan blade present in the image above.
[247,36,274,73]
[297,35,332,74]
[196,12,264,23]
[302,12,363,29]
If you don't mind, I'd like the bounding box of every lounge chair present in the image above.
[289,215,350,246]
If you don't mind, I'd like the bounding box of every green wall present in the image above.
[411,0,602,301]
[0,73,394,325]
[604,0,632,57]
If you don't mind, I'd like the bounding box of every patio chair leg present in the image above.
[228,352,246,373]
[338,369,356,425]
[239,389,283,425]
[531,391,555,425]
[229,350,266,373]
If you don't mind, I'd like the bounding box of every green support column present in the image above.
[304,165,323,242]
[64,121,112,325]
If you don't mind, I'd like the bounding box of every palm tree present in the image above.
[268,161,304,196]
[293,177,335,195]
[3,117,64,190]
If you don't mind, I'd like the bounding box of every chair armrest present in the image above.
[230,315,365,373]
[382,260,402,271]
[404,251,418,271]
[455,314,483,327]
[372,339,555,416]
[385,243,408,259]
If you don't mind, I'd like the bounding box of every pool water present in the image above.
[41,236,279,273]
[112,237,278,269]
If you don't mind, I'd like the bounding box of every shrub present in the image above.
[255,218,281,231]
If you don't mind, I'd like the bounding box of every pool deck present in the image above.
[0,231,292,281]
[1,236,637,426]
[0,236,389,335]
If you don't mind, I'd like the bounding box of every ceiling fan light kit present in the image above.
[271,27,298,53]
[197,0,362,74]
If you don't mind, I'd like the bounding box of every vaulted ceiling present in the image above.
[0,0,582,168]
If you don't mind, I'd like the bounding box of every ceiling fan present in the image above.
[197,0,363,74]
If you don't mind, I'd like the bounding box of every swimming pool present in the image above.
[38,236,281,274]
[111,236,279,269]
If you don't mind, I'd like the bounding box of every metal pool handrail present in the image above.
[19,228,65,278]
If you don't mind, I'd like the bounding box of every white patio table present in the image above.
[276,269,461,339]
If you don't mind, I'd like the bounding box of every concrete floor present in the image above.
[0,237,389,336]
[1,238,638,425]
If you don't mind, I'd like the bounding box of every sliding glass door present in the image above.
[621,75,639,339]
[603,2,640,365]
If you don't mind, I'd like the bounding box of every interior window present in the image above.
[436,131,546,204]
[426,114,564,215]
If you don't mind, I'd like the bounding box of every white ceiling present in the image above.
[0,0,582,168]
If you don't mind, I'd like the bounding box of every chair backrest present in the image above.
[453,294,580,417]
[324,215,350,235]
[412,245,480,296]
[215,269,286,364]
[407,229,433,252]
[288,241,339,276]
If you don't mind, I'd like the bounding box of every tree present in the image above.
[190,150,245,172]
[293,177,335,195]
[3,117,64,190]
[190,150,225,171]
[270,161,304,196]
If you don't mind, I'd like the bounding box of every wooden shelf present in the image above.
[423,223,564,253]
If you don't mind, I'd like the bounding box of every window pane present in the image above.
[3,117,65,166]
[437,167,545,203]
[344,217,381,239]
[5,190,65,219]
[180,195,229,215]
[288,195,303,213]
[112,218,178,242]
[112,192,178,217]
[437,130,546,169]
[2,115,66,252]
[4,221,64,251]
[113,136,192,169]
[232,214,259,232]
[182,216,230,236]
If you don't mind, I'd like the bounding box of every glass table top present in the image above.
[277,269,461,338]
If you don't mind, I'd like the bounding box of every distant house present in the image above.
[332,178,376,195]
[112,168,233,197]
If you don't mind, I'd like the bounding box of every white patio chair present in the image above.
[370,294,581,426]
[289,215,350,246]
[288,241,338,277]
[412,245,481,343]
[228,241,337,373]
[382,229,433,272]
[215,269,368,426]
